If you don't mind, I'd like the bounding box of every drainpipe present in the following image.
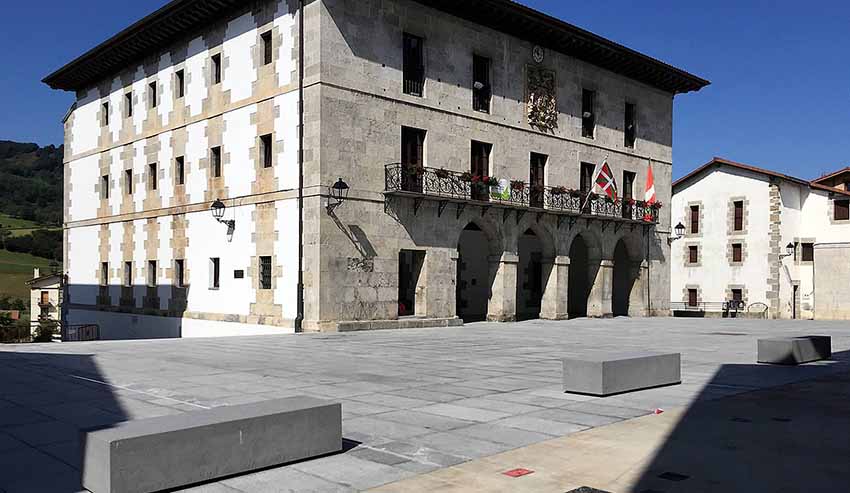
[294,0,305,333]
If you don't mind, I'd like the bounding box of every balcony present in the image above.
[384,164,659,226]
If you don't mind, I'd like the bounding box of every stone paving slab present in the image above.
[0,318,848,492]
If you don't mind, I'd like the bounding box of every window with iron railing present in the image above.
[403,33,424,97]
[472,55,491,113]
[401,126,426,193]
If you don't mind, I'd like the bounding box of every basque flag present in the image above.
[592,159,618,200]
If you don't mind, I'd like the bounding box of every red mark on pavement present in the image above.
[654,408,665,415]
[503,468,534,478]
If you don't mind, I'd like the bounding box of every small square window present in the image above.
[148,81,158,109]
[801,243,814,262]
[148,163,157,191]
[733,201,744,231]
[175,156,185,186]
[731,289,743,302]
[732,243,742,262]
[688,289,698,307]
[212,54,222,85]
[834,199,849,221]
[101,175,110,200]
[125,92,133,118]
[123,261,133,287]
[211,147,222,177]
[102,102,110,126]
[688,245,699,264]
[174,259,185,288]
[403,33,425,97]
[261,31,273,66]
[125,169,133,195]
[259,256,272,290]
[690,205,700,234]
[209,257,220,289]
[147,260,157,287]
[260,134,273,168]
[175,70,185,99]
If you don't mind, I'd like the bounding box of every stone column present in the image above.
[628,260,649,317]
[487,253,518,322]
[540,255,569,320]
[587,259,613,318]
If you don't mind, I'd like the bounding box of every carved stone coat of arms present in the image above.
[526,66,558,130]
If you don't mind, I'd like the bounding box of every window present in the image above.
[624,102,636,148]
[175,156,185,186]
[688,245,698,264]
[580,162,595,193]
[690,205,700,234]
[529,152,547,208]
[174,259,185,288]
[101,102,110,126]
[733,201,744,231]
[175,70,185,99]
[100,262,109,286]
[259,256,272,290]
[688,289,698,307]
[211,147,222,178]
[147,260,157,287]
[101,175,110,200]
[209,258,220,289]
[834,199,850,220]
[148,163,157,191]
[123,261,133,287]
[401,127,426,192]
[260,134,273,168]
[148,81,158,109]
[581,89,595,138]
[472,55,491,113]
[212,53,222,85]
[41,291,49,305]
[470,140,492,201]
[403,33,424,96]
[622,171,636,218]
[731,289,743,302]
[125,92,133,118]
[801,242,814,262]
[732,243,743,262]
[125,169,133,195]
[261,31,273,65]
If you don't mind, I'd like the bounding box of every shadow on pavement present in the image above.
[0,350,130,492]
[631,349,850,492]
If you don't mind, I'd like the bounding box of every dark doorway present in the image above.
[457,223,491,322]
[398,250,425,317]
[471,141,491,201]
[401,126,425,192]
[612,240,636,316]
[529,153,546,208]
[568,235,590,318]
[517,229,544,320]
[792,284,799,319]
[622,171,635,219]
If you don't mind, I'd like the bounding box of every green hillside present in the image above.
[0,249,54,301]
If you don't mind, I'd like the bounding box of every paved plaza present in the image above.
[1,318,849,492]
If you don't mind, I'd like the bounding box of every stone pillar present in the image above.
[628,260,649,317]
[540,255,569,320]
[487,253,518,322]
[587,259,613,318]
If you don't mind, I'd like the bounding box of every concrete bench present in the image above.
[81,396,342,493]
[758,336,832,365]
[563,352,681,396]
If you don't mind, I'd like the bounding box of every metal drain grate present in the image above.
[658,471,690,482]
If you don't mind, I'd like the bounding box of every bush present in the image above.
[33,319,58,343]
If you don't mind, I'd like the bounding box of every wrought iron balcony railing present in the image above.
[384,164,659,223]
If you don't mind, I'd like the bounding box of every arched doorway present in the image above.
[457,223,491,322]
[612,239,638,316]
[517,229,544,320]
[568,234,590,318]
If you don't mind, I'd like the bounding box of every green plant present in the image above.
[33,319,58,343]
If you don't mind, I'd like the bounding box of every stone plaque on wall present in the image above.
[527,66,558,130]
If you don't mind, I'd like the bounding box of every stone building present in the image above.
[44,0,708,338]
[671,157,850,320]
[26,268,63,326]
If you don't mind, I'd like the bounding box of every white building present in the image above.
[671,157,850,319]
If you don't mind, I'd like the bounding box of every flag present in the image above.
[592,159,618,200]
[645,163,657,204]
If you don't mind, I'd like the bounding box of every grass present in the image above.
[0,213,61,238]
[0,249,54,301]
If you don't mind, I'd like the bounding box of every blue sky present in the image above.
[1,1,847,179]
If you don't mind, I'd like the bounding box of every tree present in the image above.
[0,226,8,249]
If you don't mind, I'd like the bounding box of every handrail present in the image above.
[384,163,659,223]
[670,301,746,312]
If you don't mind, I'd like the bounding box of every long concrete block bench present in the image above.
[81,396,342,493]
[758,336,832,365]
[563,352,681,396]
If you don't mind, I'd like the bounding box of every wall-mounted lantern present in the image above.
[210,198,235,230]
[668,222,686,244]
[326,178,350,214]
[780,242,796,260]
